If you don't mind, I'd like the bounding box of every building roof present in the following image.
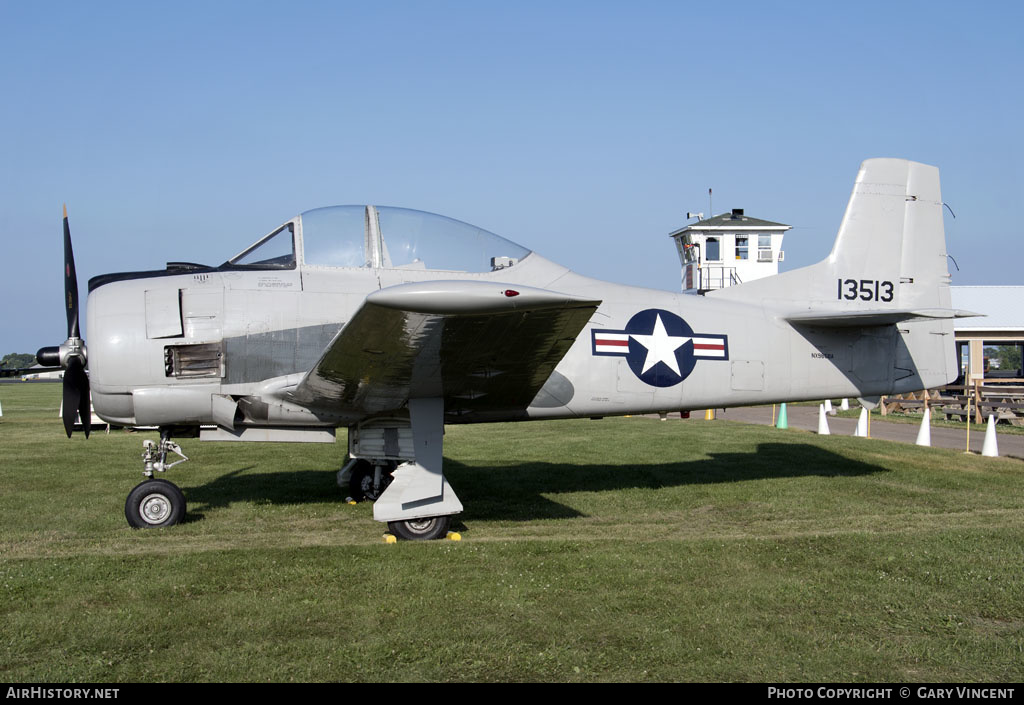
[669,211,790,237]
[951,286,1024,331]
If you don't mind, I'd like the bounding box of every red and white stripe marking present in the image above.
[593,332,630,354]
[691,336,726,358]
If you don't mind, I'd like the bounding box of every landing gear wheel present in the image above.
[349,461,395,502]
[387,515,452,541]
[125,478,186,528]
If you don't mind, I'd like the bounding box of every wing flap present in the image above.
[290,281,600,418]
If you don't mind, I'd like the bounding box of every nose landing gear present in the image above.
[125,429,190,529]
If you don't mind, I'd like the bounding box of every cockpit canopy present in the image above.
[227,206,531,273]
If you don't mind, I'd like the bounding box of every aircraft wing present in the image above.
[785,308,982,328]
[288,281,600,418]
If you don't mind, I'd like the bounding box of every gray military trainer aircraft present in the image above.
[28,158,972,539]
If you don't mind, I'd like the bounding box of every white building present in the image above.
[21,366,63,381]
[950,286,1024,383]
[670,209,791,294]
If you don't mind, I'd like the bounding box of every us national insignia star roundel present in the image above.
[591,308,729,387]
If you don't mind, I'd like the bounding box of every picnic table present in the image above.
[881,382,1024,426]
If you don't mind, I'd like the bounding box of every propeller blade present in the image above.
[63,204,80,340]
[78,367,91,438]
[62,357,83,438]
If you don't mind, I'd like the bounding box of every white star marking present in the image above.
[630,314,690,375]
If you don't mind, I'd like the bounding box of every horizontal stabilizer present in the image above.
[786,308,982,328]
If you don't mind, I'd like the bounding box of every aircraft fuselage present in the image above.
[87,249,940,431]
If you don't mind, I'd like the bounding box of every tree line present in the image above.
[1,353,36,369]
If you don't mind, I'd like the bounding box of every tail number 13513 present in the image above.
[837,278,894,302]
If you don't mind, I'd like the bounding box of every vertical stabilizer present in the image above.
[710,158,952,311]
[827,158,950,310]
[708,158,959,391]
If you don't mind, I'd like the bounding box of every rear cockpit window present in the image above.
[374,206,530,272]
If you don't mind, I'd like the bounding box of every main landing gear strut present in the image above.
[124,428,190,529]
[343,398,463,540]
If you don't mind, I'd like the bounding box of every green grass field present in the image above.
[2,383,1022,682]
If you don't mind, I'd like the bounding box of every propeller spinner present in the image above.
[36,206,91,438]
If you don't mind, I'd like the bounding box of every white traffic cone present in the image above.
[840,398,850,411]
[854,407,868,437]
[817,404,831,435]
[824,399,834,415]
[915,407,931,447]
[982,414,999,457]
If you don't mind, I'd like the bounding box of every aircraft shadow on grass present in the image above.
[181,443,887,523]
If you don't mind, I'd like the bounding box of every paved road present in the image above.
[710,404,1024,461]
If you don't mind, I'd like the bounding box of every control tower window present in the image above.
[705,237,721,262]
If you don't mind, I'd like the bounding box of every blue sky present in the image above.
[1,1,1021,354]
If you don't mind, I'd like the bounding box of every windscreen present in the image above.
[226,223,295,268]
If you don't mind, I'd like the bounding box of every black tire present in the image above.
[349,461,394,502]
[387,515,452,541]
[125,479,186,528]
